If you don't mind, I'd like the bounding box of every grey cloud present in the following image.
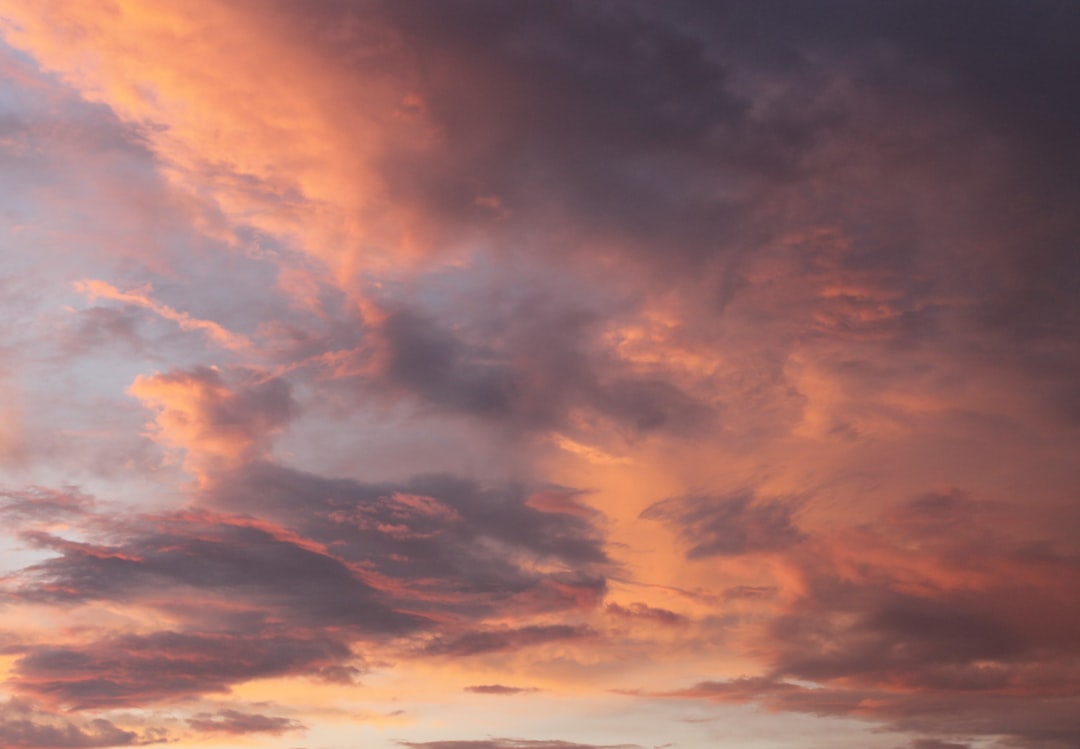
[0,698,164,748]
[379,308,520,420]
[422,624,595,657]
[212,464,611,614]
[15,631,349,709]
[200,0,1080,449]
[655,676,1080,748]
[0,486,92,523]
[3,467,612,707]
[59,306,146,356]
[332,0,1080,400]
[605,603,687,627]
[186,709,305,736]
[398,740,643,749]
[14,515,420,635]
[372,0,754,267]
[635,480,1080,747]
[769,589,1027,686]
[640,490,804,559]
[885,490,994,541]
[908,740,973,749]
[374,306,712,436]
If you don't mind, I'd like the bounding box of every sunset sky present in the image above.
[1,2,1079,749]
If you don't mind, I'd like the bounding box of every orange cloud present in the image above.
[75,279,251,350]
[128,367,295,478]
[0,0,438,289]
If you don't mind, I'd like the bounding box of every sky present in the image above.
[0,2,1078,748]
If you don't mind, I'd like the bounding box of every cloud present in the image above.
[11,509,419,634]
[368,305,713,436]
[129,367,297,476]
[640,490,804,559]
[398,741,642,749]
[185,709,305,736]
[723,586,776,600]
[0,486,93,525]
[908,740,973,749]
[605,603,688,627]
[2,465,611,707]
[633,484,1080,748]
[13,631,350,709]
[2,2,1079,749]
[654,676,1080,749]
[422,625,595,658]
[74,280,251,351]
[210,464,611,615]
[0,699,165,748]
[464,685,540,696]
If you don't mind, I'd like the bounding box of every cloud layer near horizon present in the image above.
[0,2,1078,749]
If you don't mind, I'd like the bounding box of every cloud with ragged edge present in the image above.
[128,367,298,478]
[0,1,1078,748]
[421,625,596,658]
[362,304,716,437]
[0,699,167,748]
[398,742,643,749]
[0,370,615,726]
[640,491,806,559]
[2,476,612,710]
[631,488,1080,748]
[184,709,305,736]
[605,603,688,628]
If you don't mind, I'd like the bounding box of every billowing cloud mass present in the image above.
[0,2,1078,749]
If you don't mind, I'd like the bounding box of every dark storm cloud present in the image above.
[15,631,349,709]
[185,709,305,736]
[422,624,594,657]
[640,490,804,559]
